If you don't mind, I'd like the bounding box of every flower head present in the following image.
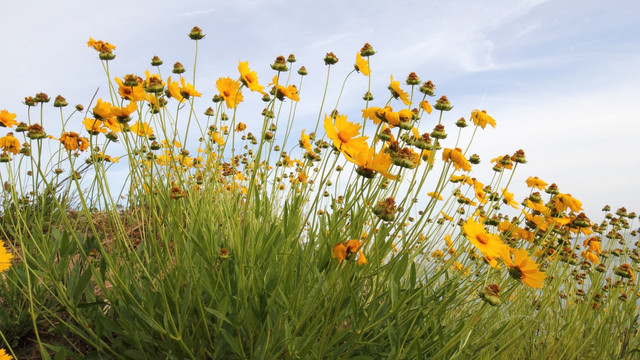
[324,114,368,157]
[388,76,411,106]
[60,132,89,151]
[0,110,18,128]
[526,176,548,190]
[442,147,471,172]
[0,239,13,273]
[130,121,153,137]
[462,218,505,258]
[500,247,546,289]
[239,61,266,95]
[216,77,244,109]
[115,77,148,101]
[355,53,370,76]
[470,109,496,129]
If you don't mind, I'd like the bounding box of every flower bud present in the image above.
[602,205,611,212]
[172,62,186,74]
[363,91,374,101]
[360,43,375,57]
[419,81,436,96]
[545,183,559,195]
[188,26,205,40]
[15,122,28,132]
[430,124,447,139]
[105,131,118,142]
[287,54,296,63]
[479,284,501,306]
[220,113,229,121]
[75,104,84,112]
[323,52,339,65]
[271,56,289,71]
[99,52,116,60]
[151,55,163,66]
[24,96,37,106]
[512,149,526,164]
[204,107,214,117]
[35,92,50,103]
[469,154,480,164]
[434,95,452,111]
[373,197,397,222]
[406,72,420,85]
[27,124,46,139]
[455,117,468,128]
[53,95,68,107]
[212,94,223,103]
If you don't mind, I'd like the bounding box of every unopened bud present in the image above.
[151,55,163,66]
[271,56,289,71]
[406,72,420,85]
[360,43,376,57]
[434,95,452,111]
[34,92,50,103]
[455,117,468,128]
[479,284,501,306]
[373,197,397,222]
[53,95,68,107]
[323,52,339,65]
[172,62,186,74]
[419,81,436,96]
[188,26,205,40]
[287,54,296,63]
[204,107,214,116]
[363,91,374,101]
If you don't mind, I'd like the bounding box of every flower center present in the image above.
[337,130,351,144]
[476,233,490,244]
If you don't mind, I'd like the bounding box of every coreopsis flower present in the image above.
[420,100,432,114]
[344,145,397,180]
[83,118,107,135]
[87,38,115,53]
[355,52,370,76]
[442,147,471,172]
[0,239,13,273]
[166,77,184,102]
[470,109,496,129]
[102,117,122,133]
[0,348,12,360]
[130,121,153,137]
[462,218,505,258]
[554,193,583,213]
[0,133,20,155]
[269,76,299,101]
[92,99,113,120]
[428,192,443,200]
[501,247,546,289]
[115,77,148,101]
[59,132,89,151]
[0,110,18,128]
[526,176,548,190]
[388,75,411,106]
[216,77,244,109]
[144,70,165,94]
[501,188,519,209]
[110,101,137,122]
[324,114,368,157]
[581,250,599,264]
[238,60,266,95]
[332,239,364,264]
[179,78,201,98]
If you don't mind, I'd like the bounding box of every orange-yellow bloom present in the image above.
[389,76,410,106]
[87,38,116,53]
[525,176,548,190]
[238,60,266,95]
[0,347,12,360]
[0,133,20,155]
[59,132,89,152]
[344,144,398,180]
[110,101,137,120]
[130,121,153,137]
[355,53,370,76]
[167,76,184,102]
[442,147,471,172]
[501,188,519,209]
[0,239,13,273]
[462,218,505,258]
[179,78,201,98]
[83,118,107,135]
[500,247,546,289]
[92,99,113,120]
[115,77,148,101]
[420,100,432,114]
[216,77,244,108]
[324,114,369,157]
[0,110,18,128]
[470,109,496,129]
[554,193,583,213]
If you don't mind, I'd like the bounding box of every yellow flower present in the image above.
[130,121,153,137]
[300,130,313,153]
[500,247,546,289]
[333,239,364,264]
[442,147,471,172]
[167,76,184,102]
[83,118,107,135]
[0,110,18,128]
[323,114,369,157]
[0,347,13,360]
[525,176,548,190]
[419,100,432,114]
[87,38,116,53]
[180,78,202,98]
[110,101,137,120]
[216,77,244,109]
[0,239,13,273]
[389,76,411,105]
[462,218,505,258]
[92,99,113,120]
[238,60,266,94]
[554,193,583,213]
[355,53,370,76]
[60,132,89,151]
[470,109,496,129]
[0,133,21,155]
[115,77,148,101]
[344,145,398,180]
[269,76,299,102]
[501,188,519,209]
[428,191,443,200]
[581,250,599,264]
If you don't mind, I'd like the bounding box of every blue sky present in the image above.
[1,0,639,219]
